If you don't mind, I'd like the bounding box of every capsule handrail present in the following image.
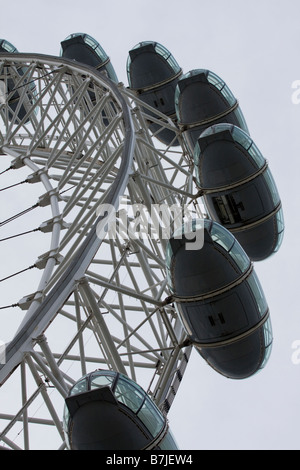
[95,56,111,70]
[189,309,270,349]
[229,202,283,233]
[169,263,253,303]
[197,160,269,193]
[178,100,239,129]
[129,68,183,93]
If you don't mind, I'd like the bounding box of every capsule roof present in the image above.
[67,369,150,405]
[61,33,108,61]
[127,41,181,89]
[63,370,178,450]
[60,33,118,83]
[0,39,18,53]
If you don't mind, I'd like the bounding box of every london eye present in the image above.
[0,35,283,450]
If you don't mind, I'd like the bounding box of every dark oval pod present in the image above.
[60,32,118,83]
[63,369,178,450]
[60,33,118,125]
[194,124,284,261]
[127,41,182,146]
[175,69,248,153]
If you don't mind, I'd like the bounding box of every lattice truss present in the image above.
[0,54,204,449]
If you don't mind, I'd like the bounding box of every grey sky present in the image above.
[0,0,299,450]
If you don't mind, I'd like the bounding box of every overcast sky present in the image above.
[1,0,300,450]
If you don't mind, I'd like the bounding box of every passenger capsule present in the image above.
[60,33,118,125]
[194,124,284,261]
[63,370,178,450]
[60,33,118,83]
[175,69,248,153]
[0,39,36,123]
[166,219,272,379]
[127,41,182,146]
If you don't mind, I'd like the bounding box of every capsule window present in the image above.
[153,42,181,74]
[210,222,235,251]
[137,397,165,437]
[228,241,250,273]
[114,375,145,413]
[206,71,236,107]
[263,317,273,348]
[228,126,265,167]
[276,207,284,232]
[260,318,273,370]
[159,430,179,450]
[127,41,181,77]
[90,373,115,390]
[232,106,249,134]
[114,374,166,438]
[263,168,280,206]
[247,271,268,316]
[274,208,284,252]
[69,378,88,396]
[0,39,18,53]
[212,195,245,225]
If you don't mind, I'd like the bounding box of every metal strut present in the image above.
[0,55,136,387]
[0,52,195,450]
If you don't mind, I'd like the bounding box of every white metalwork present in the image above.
[0,53,203,449]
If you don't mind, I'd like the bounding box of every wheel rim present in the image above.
[0,54,201,449]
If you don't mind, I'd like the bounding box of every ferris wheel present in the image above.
[0,34,283,450]
[0,42,202,450]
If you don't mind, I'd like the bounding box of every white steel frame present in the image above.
[0,54,203,450]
